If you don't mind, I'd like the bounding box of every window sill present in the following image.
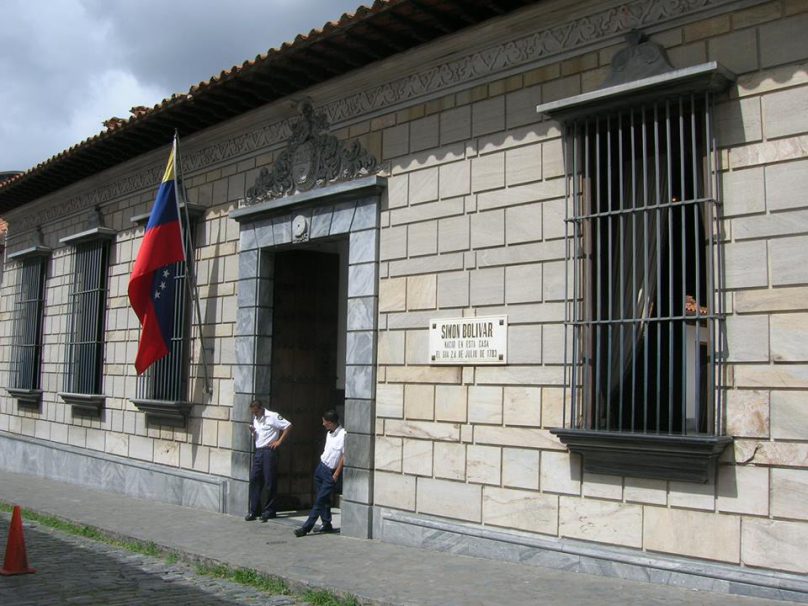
[130,398,192,426]
[59,392,105,415]
[6,388,42,409]
[550,429,732,483]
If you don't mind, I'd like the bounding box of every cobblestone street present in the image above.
[0,516,299,606]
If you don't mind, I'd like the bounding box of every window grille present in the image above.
[65,240,109,395]
[11,256,48,390]
[564,92,724,436]
[135,234,192,403]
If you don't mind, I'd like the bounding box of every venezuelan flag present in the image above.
[128,138,186,374]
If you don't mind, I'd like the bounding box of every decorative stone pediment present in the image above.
[598,30,674,89]
[245,100,379,205]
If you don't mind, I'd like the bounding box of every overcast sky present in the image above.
[1,0,363,173]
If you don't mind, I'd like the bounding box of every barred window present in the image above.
[65,240,110,395]
[135,234,192,403]
[564,93,724,436]
[11,255,48,391]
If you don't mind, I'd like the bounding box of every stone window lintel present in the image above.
[130,203,205,226]
[536,61,735,123]
[59,227,116,246]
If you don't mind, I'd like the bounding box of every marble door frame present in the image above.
[230,176,385,538]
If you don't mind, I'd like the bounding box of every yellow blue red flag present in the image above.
[127,138,186,374]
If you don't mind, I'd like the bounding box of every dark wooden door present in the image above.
[270,250,339,510]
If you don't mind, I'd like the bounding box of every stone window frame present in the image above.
[6,243,51,408]
[539,62,736,483]
[58,220,116,415]
[128,203,203,426]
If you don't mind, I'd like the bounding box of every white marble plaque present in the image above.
[429,315,507,365]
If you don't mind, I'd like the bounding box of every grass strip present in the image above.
[0,502,160,557]
[0,501,360,605]
[194,561,289,595]
[302,588,361,606]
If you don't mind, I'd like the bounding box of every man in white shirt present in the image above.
[246,399,292,522]
[294,409,345,536]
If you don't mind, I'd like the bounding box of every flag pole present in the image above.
[173,131,213,395]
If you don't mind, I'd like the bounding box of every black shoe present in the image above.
[260,512,276,522]
[319,524,336,533]
[244,514,257,521]
[294,527,310,537]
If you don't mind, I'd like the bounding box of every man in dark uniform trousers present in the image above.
[245,399,292,522]
[294,409,346,536]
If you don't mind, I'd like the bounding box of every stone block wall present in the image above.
[372,0,808,576]
[0,177,244,484]
[0,0,805,581]
[0,90,383,512]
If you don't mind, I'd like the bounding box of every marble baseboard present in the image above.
[342,500,373,539]
[0,432,229,513]
[375,508,808,604]
[228,478,249,517]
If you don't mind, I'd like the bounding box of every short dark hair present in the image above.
[322,409,339,424]
[249,400,263,410]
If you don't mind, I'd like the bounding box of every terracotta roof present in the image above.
[0,0,536,214]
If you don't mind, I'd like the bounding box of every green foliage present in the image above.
[302,589,360,606]
[195,562,290,594]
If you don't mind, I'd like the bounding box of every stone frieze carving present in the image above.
[11,167,164,237]
[13,0,733,231]
[182,120,292,173]
[245,100,378,204]
[323,0,722,124]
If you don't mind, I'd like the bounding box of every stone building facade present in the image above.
[1,0,806,600]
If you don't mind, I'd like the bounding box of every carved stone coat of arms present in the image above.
[245,100,379,205]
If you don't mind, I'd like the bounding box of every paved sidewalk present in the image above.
[0,470,799,606]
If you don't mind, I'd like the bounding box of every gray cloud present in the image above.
[1,0,362,172]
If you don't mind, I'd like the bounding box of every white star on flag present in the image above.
[154,268,172,300]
